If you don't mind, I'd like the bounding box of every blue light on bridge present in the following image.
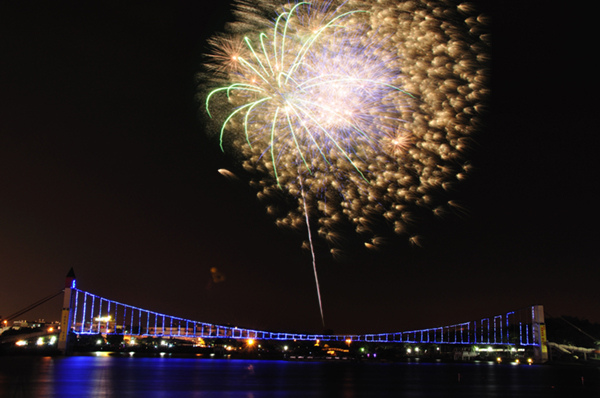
[67,287,543,348]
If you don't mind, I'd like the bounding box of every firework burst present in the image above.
[201,0,489,324]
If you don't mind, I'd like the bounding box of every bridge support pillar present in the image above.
[532,305,548,363]
[57,268,76,355]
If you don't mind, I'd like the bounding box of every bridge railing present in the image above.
[70,288,541,346]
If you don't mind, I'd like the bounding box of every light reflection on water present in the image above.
[0,355,599,397]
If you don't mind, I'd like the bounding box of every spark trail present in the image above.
[201,0,489,326]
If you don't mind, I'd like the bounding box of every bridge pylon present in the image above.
[57,268,76,355]
[532,305,548,363]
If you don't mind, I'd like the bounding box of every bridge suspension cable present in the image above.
[68,287,543,347]
[1,290,64,322]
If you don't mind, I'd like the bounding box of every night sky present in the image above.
[1,1,597,335]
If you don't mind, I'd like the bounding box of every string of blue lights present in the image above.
[69,288,540,346]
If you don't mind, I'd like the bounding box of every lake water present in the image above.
[1,355,599,397]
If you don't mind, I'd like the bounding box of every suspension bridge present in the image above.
[5,269,550,361]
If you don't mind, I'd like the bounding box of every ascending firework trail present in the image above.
[200,0,489,327]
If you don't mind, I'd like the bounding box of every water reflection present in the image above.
[0,355,598,397]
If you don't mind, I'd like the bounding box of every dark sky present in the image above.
[1,1,597,335]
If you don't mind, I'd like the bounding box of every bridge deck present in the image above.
[68,288,543,347]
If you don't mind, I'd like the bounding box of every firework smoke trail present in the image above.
[298,171,325,326]
[201,0,489,324]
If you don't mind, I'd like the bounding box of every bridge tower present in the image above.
[532,304,548,363]
[57,268,76,354]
